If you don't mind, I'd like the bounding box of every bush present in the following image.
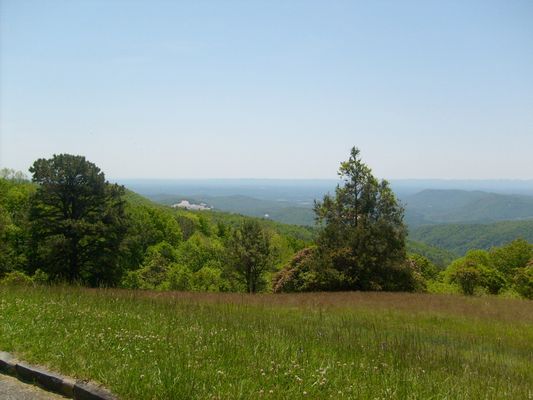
[122,241,179,289]
[513,265,533,299]
[120,270,143,289]
[450,265,482,295]
[426,280,460,294]
[384,261,427,293]
[165,264,193,291]
[480,266,506,295]
[407,254,439,280]
[490,239,532,275]
[32,269,49,284]
[176,233,224,272]
[273,247,343,293]
[192,266,223,292]
[0,271,33,286]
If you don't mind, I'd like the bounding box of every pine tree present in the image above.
[29,154,127,285]
[314,147,408,290]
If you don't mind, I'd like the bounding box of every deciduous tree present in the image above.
[228,220,272,293]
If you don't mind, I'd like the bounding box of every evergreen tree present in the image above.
[314,147,408,290]
[29,154,127,285]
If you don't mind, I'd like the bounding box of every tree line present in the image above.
[1,149,532,298]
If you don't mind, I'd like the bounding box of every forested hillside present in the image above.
[144,188,533,230]
[153,194,317,226]
[409,220,533,255]
[406,240,456,268]
[403,189,533,226]
[2,151,532,299]
[0,151,436,294]
[0,173,312,292]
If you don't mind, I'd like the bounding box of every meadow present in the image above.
[0,286,532,399]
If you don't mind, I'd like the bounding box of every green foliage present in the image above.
[227,219,273,293]
[441,240,533,297]
[0,177,35,276]
[313,147,409,291]
[176,214,200,240]
[164,264,193,291]
[409,220,533,255]
[29,154,128,286]
[445,250,501,295]
[32,269,50,284]
[450,265,483,295]
[444,250,486,280]
[203,210,317,243]
[0,270,34,286]
[513,264,533,299]
[191,265,223,292]
[404,189,533,226]
[0,160,314,291]
[481,266,507,295]
[120,241,179,289]
[273,247,341,292]
[198,215,212,236]
[406,240,456,268]
[426,280,460,294]
[407,254,439,280]
[0,268,49,286]
[4,154,532,297]
[120,203,183,271]
[490,239,532,275]
[176,232,224,272]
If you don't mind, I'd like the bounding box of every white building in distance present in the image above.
[171,200,212,211]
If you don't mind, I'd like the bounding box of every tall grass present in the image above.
[0,286,532,399]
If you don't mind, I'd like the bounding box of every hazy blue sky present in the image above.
[1,0,532,179]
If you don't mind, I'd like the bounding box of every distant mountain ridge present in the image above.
[139,187,533,229]
[403,189,533,226]
[124,186,533,263]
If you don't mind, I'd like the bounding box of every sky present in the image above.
[1,0,532,180]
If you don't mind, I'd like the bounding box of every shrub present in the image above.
[407,254,439,280]
[0,271,33,286]
[165,264,193,291]
[513,264,533,299]
[273,247,343,293]
[480,266,506,295]
[450,265,482,295]
[32,269,49,284]
[426,280,460,294]
[192,266,223,292]
[490,239,532,275]
[120,270,143,289]
[385,260,427,292]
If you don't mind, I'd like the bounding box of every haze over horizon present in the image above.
[1,0,532,180]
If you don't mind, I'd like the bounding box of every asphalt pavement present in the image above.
[0,373,66,400]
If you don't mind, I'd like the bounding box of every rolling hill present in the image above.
[149,193,317,226]
[125,181,533,229]
[403,189,533,226]
[406,240,457,267]
[409,220,533,256]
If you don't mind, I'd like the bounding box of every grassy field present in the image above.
[0,287,532,399]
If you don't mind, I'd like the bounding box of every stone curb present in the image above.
[0,351,116,400]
